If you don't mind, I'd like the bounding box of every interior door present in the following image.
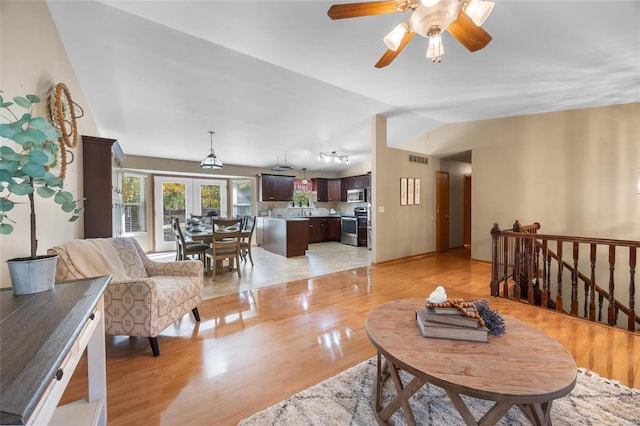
[436,171,450,253]
[464,175,472,247]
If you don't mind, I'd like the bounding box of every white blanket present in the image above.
[63,239,131,281]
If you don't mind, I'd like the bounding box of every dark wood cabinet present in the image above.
[258,174,295,202]
[358,217,367,246]
[328,179,341,202]
[308,217,325,243]
[314,178,341,202]
[327,217,341,241]
[82,135,125,239]
[341,174,371,202]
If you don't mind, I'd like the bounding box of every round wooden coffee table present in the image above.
[365,299,577,426]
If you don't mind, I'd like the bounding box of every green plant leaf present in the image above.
[0,159,19,173]
[13,128,47,146]
[44,174,63,187]
[27,150,49,165]
[30,117,61,140]
[54,191,73,204]
[25,94,40,103]
[9,181,34,196]
[69,215,79,222]
[13,96,31,109]
[0,122,21,139]
[36,186,56,198]
[0,145,21,161]
[15,113,31,127]
[21,162,46,178]
[0,223,13,235]
[61,201,76,213]
[0,198,15,212]
[74,207,85,215]
[0,169,12,182]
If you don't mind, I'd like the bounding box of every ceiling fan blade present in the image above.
[328,1,404,20]
[375,31,415,68]
[447,10,492,52]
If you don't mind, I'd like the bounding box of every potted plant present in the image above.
[0,93,83,294]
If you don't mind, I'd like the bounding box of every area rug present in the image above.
[239,357,639,425]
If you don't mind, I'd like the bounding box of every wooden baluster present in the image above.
[629,246,636,332]
[598,293,604,322]
[541,239,548,309]
[527,238,535,305]
[502,234,510,297]
[514,232,522,302]
[556,241,563,312]
[608,245,616,326]
[589,244,597,321]
[490,223,500,297]
[571,242,579,316]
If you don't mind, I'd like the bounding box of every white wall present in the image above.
[1,1,99,286]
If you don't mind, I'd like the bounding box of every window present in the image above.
[232,180,252,217]
[123,173,147,234]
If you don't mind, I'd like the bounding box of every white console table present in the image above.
[0,276,110,425]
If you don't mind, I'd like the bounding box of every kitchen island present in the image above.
[256,217,309,258]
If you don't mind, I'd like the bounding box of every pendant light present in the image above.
[201,130,223,170]
[302,167,308,185]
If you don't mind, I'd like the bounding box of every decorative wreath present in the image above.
[48,82,84,179]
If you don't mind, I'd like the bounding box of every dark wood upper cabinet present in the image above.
[314,178,342,202]
[258,174,295,202]
[82,135,125,239]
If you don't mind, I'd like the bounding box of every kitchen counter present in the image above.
[256,217,309,258]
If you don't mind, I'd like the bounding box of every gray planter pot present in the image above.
[7,255,58,295]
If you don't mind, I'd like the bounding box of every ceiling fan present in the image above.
[327,0,494,68]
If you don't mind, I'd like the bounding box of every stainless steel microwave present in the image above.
[347,188,366,203]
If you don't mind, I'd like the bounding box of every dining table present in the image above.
[184,226,250,274]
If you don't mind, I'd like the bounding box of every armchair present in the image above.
[48,237,203,357]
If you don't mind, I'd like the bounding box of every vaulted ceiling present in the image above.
[47,1,640,173]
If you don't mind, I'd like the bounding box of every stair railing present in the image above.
[491,222,639,332]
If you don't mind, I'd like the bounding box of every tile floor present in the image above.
[149,242,372,298]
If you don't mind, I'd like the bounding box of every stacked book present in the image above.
[415,306,488,343]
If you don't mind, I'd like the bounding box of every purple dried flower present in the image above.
[474,300,506,336]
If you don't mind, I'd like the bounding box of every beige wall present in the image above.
[372,115,436,263]
[1,1,99,286]
[418,103,640,261]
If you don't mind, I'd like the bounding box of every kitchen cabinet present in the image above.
[258,174,295,202]
[307,217,341,243]
[82,135,125,239]
[358,217,368,246]
[341,174,371,202]
[256,217,308,257]
[314,178,342,202]
[327,217,341,241]
[308,217,325,243]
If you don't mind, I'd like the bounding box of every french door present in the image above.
[153,177,227,252]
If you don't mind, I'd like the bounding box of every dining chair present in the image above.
[172,217,209,265]
[205,218,243,278]
[240,215,256,266]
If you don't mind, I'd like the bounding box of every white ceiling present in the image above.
[47,1,640,173]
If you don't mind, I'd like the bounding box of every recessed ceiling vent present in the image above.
[409,154,429,165]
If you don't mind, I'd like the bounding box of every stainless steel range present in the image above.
[341,207,368,246]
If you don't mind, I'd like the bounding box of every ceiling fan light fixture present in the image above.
[464,0,494,26]
[383,21,408,51]
[420,0,440,7]
[426,34,444,62]
[409,0,460,37]
[201,130,223,170]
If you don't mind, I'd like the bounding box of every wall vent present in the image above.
[409,154,429,165]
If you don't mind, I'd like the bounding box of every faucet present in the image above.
[300,207,304,216]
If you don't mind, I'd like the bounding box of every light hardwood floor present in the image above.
[62,246,639,425]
